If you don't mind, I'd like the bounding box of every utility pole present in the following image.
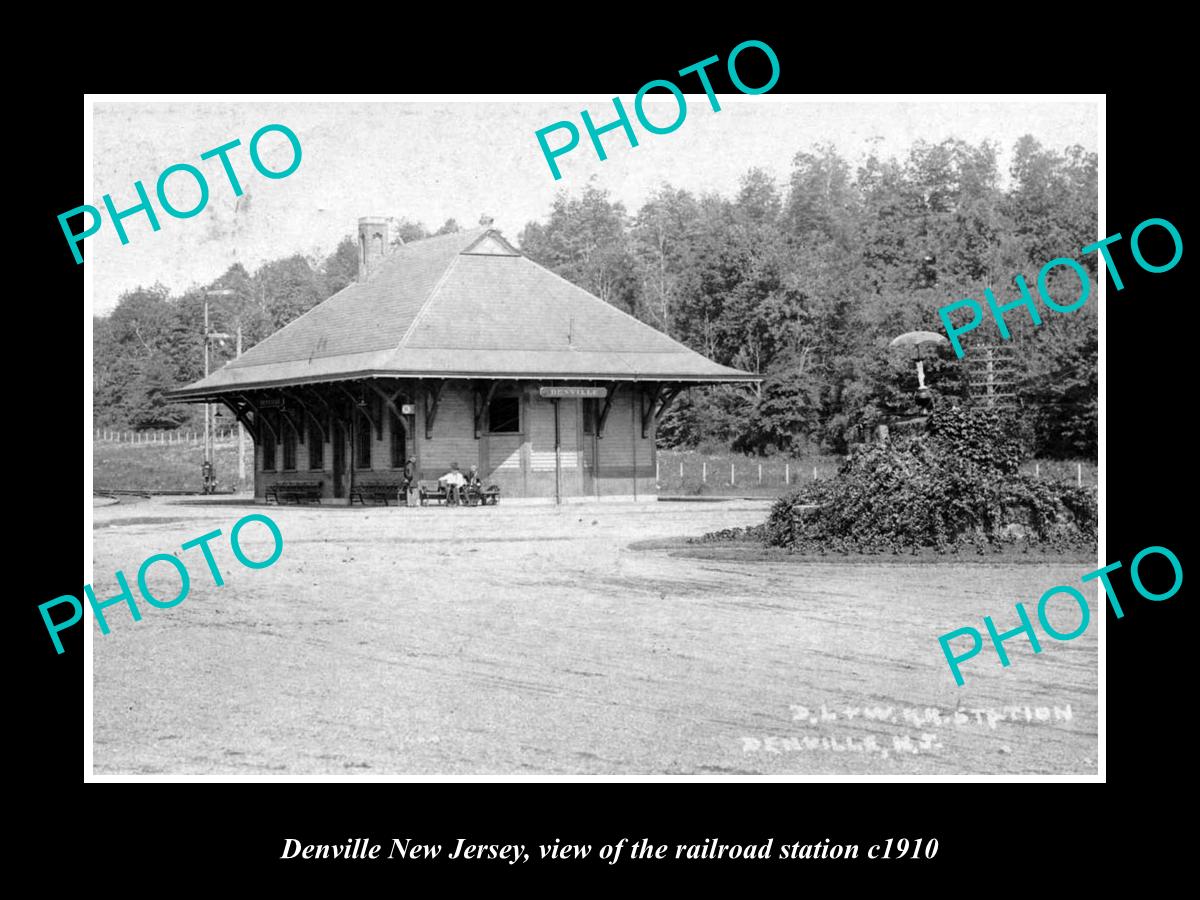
[237,322,245,488]
[204,295,211,469]
[202,290,234,492]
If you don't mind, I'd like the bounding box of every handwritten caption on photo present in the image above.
[42,513,283,654]
[937,544,1182,685]
[741,702,1073,760]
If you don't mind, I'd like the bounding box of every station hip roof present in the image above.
[171,227,756,398]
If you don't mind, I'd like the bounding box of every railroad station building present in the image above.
[169,217,756,503]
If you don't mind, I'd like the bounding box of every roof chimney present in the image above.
[479,214,494,227]
[357,216,391,282]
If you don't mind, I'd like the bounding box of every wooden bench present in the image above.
[351,481,404,506]
[418,480,450,505]
[419,481,500,506]
[469,485,501,506]
[265,480,323,504]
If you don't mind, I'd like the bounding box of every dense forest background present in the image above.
[92,136,1098,459]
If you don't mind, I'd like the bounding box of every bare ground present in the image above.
[91,497,1097,776]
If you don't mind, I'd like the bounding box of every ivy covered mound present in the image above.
[759,406,1096,554]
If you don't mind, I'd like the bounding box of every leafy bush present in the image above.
[757,406,1096,553]
[690,525,765,544]
[925,404,1024,474]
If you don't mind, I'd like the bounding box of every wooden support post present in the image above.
[641,384,665,439]
[473,381,498,439]
[278,406,305,445]
[702,462,707,483]
[785,464,790,485]
[552,398,562,505]
[365,380,411,441]
[219,397,260,444]
[282,389,329,444]
[236,394,279,443]
[596,382,619,438]
[424,380,445,439]
[759,463,762,484]
[300,385,341,440]
[630,391,637,501]
[654,384,685,423]
[335,384,378,438]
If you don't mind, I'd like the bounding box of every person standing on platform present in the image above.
[400,456,417,506]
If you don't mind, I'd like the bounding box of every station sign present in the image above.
[539,386,608,399]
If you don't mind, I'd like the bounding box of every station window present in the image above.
[582,398,598,435]
[262,414,277,471]
[282,422,297,470]
[390,409,406,468]
[308,419,324,470]
[356,409,372,468]
[488,396,520,433]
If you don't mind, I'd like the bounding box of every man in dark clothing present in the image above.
[400,457,416,505]
[464,465,482,505]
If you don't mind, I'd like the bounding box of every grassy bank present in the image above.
[94,439,247,493]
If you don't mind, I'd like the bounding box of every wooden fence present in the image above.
[94,426,239,444]
[654,450,1098,495]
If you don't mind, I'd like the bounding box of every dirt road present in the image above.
[91,497,1097,775]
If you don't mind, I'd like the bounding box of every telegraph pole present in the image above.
[204,295,211,468]
[237,322,245,487]
[202,290,233,491]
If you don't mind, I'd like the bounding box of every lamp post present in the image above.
[889,330,949,417]
[203,290,236,490]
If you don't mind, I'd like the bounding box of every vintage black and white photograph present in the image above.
[87,97,1100,776]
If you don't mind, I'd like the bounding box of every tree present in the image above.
[94,285,197,429]
[253,255,327,331]
[783,145,859,250]
[734,347,825,454]
[322,235,359,295]
[389,217,430,245]
[518,183,637,312]
[629,185,699,338]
